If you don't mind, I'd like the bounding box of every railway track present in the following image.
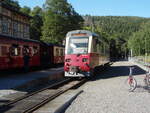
[0,78,87,113]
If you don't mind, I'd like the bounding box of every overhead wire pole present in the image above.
[91,17,94,32]
[145,35,147,71]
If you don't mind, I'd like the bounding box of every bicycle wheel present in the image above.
[126,77,137,92]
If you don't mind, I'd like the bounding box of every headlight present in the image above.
[82,58,88,62]
[65,58,71,62]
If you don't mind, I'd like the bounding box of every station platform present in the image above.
[0,67,64,100]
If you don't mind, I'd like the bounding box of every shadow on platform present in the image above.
[91,65,146,81]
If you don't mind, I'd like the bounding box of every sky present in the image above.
[17,0,150,18]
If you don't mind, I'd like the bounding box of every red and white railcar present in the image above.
[64,30,109,77]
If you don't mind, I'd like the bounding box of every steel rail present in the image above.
[0,78,87,113]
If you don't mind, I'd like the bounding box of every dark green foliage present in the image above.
[2,0,20,9]
[20,6,31,15]
[30,6,43,41]
[41,0,83,44]
[128,21,150,56]
[83,16,149,58]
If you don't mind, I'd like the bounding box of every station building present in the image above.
[0,2,31,39]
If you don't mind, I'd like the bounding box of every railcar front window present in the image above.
[67,37,89,54]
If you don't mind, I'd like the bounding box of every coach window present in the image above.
[10,45,20,56]
[55,48,59,56]
[0,17,2,34]
[23,46,30,55]
[61,49,63,56]
[33,46,38,55]
[63,49,65,55]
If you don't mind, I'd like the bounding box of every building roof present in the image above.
[0,2,32,19]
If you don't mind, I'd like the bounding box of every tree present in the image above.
[20,6,31,15]
[83,15,149,58]
[128,21,150,56]
[41,0,83,44]
[30,6,43,40]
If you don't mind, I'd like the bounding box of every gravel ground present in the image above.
[65,61,150,113]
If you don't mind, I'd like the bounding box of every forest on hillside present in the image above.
[83,16,150,58]
[2,0,150,59]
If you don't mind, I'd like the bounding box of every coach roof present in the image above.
[66,30,99,37]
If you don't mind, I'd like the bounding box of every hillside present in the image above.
[83,16,150,58]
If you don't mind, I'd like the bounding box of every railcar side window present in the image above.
[92,39,97,53]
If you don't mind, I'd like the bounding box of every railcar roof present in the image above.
[41,42,64,47]
[66,30,99,37]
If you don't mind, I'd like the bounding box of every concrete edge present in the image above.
[14,70,64,90]
[54,90,84,113]
[130,59,147,72]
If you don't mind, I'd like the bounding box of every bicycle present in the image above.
[126,66,137,92]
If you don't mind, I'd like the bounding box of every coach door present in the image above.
[10,44,21,67]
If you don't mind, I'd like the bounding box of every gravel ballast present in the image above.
[65,61,150,113]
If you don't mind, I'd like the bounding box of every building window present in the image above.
[2,8,9,16]
[8,19,11,36]
[13,21,18,37]
[23,25,29,38]
[2,17,9,34]
[0,17,2,34]
[20,24,24,38]
[18,23,21,38]
[0,6,2,14]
